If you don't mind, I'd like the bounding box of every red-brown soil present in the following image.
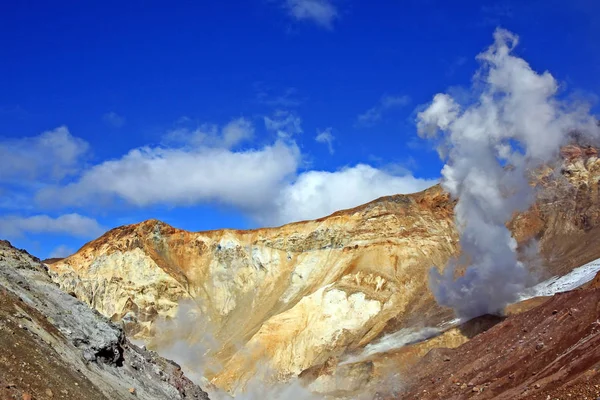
[388,284,600,399]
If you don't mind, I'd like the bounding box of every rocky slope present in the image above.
[327,257,600,399]
[391,278,600,399]
[46,145,600,394]
[0,240,209,400]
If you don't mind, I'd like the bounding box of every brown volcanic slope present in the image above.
[393,282,600,400]
[47,145,600,393]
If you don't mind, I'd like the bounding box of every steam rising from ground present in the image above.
[340,319,462,365]
[149,301,321,399]
[218,379,320,400]
[417,28,599,318]
[148,300,219,385]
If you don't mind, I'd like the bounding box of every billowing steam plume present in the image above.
[417,28,599,318]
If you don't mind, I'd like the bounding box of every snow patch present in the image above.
[519,258,600,301]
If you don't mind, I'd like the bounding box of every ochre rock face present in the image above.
[47,145,600,393]
[49,186,457,392]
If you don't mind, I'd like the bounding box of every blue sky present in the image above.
[1,0,599,258]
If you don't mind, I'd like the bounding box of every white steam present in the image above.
[341,327,442,366]
[417,28,599,318]
[148,300,219,384]
[217,378,321,400]
[340,318,463,365]
[148,301,322,399]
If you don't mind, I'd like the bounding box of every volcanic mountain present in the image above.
[45,145,600,396]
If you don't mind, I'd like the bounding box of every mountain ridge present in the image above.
[46,144,600,395]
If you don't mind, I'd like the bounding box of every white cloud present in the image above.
[260,164,436,226]
[48,244,75,259]
[31,118,434,229]
[357,95,411,127]
[103,112,126,128]
[165,117,254,149]
[37,140,301,212]
[221,118,255,148]
[284,0,338,29]
[0,126,89,182]
[264,110,303,138]
[0,213,105,239]
[315,127,335,154]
